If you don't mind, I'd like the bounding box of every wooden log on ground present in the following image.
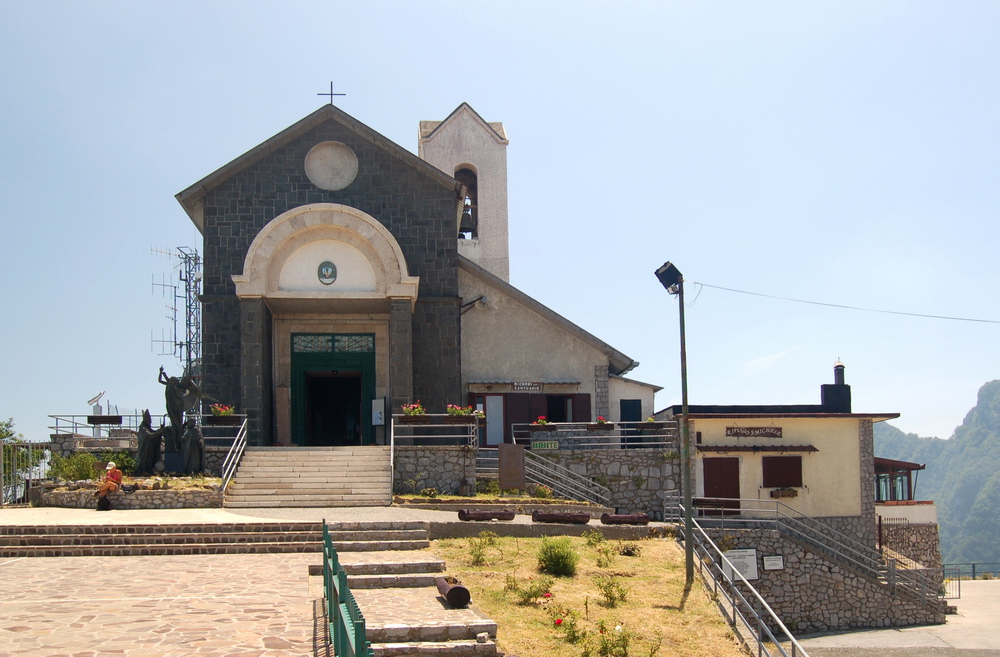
[458,509,516,521]
[436,577,471,608]
[600,512,650,525]
[531,510,592,524]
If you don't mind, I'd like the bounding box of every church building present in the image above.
[176,103,660,447]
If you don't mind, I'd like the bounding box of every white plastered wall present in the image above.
[608,377,657,422]
[458,269,605,402]
[694,416,863,518]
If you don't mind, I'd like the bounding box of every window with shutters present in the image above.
[762,456,803,488]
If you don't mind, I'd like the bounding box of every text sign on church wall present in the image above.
[726,427,783,439]
[512,382,543,392]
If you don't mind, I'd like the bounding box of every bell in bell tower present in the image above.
[419,103,510,282]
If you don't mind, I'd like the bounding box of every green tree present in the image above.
[1,418,46,504]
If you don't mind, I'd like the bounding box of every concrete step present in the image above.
[334,540,431,552]
[371,640,498,656]
[223,499,390,508]
[226,487,390,496]
[349,573,440,589]
[0,542,322,558]
[225,490,389,506]
[367,619,497,644]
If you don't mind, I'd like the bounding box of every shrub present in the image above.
[594,574,629,607]
[469,530,500,566]
[617,542,642,557]
[97,450,135,475]
[419,486,439,498]
[532,484,554,499]
[477,478,501,495]
[505,573,554,605]
[582,528,606,547]
[596,545,615,568]
[49,452,100,482]
[538,536,579,576]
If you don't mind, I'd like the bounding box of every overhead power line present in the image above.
[692,282,1000,325]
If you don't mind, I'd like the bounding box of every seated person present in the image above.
[94,462,122,499]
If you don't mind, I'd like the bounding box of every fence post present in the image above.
[972,563,976,580]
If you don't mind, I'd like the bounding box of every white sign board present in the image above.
[763,555,784,571]
[722,548,759,581]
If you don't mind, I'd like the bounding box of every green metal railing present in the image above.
[323,521,374,657]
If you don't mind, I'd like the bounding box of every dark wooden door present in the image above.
[701,457,741,514]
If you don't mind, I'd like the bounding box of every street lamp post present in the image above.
[655,261,694,585]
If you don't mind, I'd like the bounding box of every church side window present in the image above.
[455,167,478,239]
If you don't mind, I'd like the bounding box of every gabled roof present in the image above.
[458,255,638,377]
[419,102,508,144]
[176,105,461,232]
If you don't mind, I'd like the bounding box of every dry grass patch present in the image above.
[430,531,746,657]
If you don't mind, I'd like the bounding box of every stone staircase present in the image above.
[324,529,500,656]
[0,521,430,558]
[225,446,392,508]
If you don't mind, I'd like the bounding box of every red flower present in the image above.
[555,618,563,626]
[543,592,552,598]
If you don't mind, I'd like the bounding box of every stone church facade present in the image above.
[176,103,659,447]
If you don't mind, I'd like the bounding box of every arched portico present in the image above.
[232,203,419,446]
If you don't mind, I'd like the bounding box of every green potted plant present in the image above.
[206,404,240,426]
[398,401,430,424]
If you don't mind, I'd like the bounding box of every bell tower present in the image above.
[419,103,510,281]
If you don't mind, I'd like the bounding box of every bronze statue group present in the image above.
[133,367,214,477]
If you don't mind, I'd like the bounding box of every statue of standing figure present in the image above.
[158,366,216,453]
[181,417,205,475]
[135,409,165,476]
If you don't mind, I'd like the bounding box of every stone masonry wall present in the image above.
[705,527,944,632]
[539,448,680,518]
[200,116,464,442]
[39,489,223,510]
[882,523,943,570]
[393,445,476,495]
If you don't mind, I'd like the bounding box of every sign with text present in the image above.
[726,427,783,439]
[763,555,784,571]
[512,382,543,392]
[722,548,759,581]
[532,441,559,450]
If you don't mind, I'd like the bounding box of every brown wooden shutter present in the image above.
[762,456,803,488]
[572,394,592,422]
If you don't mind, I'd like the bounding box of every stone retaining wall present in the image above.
[393,445,476,495]
[881,523,943,570]
[536,448,680,518]
[38,489,223,510]
[705,527,944,632]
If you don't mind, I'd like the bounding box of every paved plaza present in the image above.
[0,552,320,657]
[4,506,1000,656]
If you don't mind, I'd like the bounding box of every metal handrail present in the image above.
[684,506,810,657]
[390,414,479,446]
[524,450,611,505]
[220,418,249,493]
[687,496,941,607]
[323,521,374,657]
[511,421,679,449]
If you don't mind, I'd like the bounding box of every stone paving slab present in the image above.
[0,553,319,656]
[352,586,496,642]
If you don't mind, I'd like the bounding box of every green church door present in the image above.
[291,334,376,447]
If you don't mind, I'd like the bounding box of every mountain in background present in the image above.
[874,379,1000,564]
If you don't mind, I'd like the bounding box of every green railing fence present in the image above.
[323,521,374,657]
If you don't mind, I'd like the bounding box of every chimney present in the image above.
[821,360,851,413]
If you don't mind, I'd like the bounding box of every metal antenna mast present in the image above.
[151,246,203,377]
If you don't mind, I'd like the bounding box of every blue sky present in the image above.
[2,1,997,443]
